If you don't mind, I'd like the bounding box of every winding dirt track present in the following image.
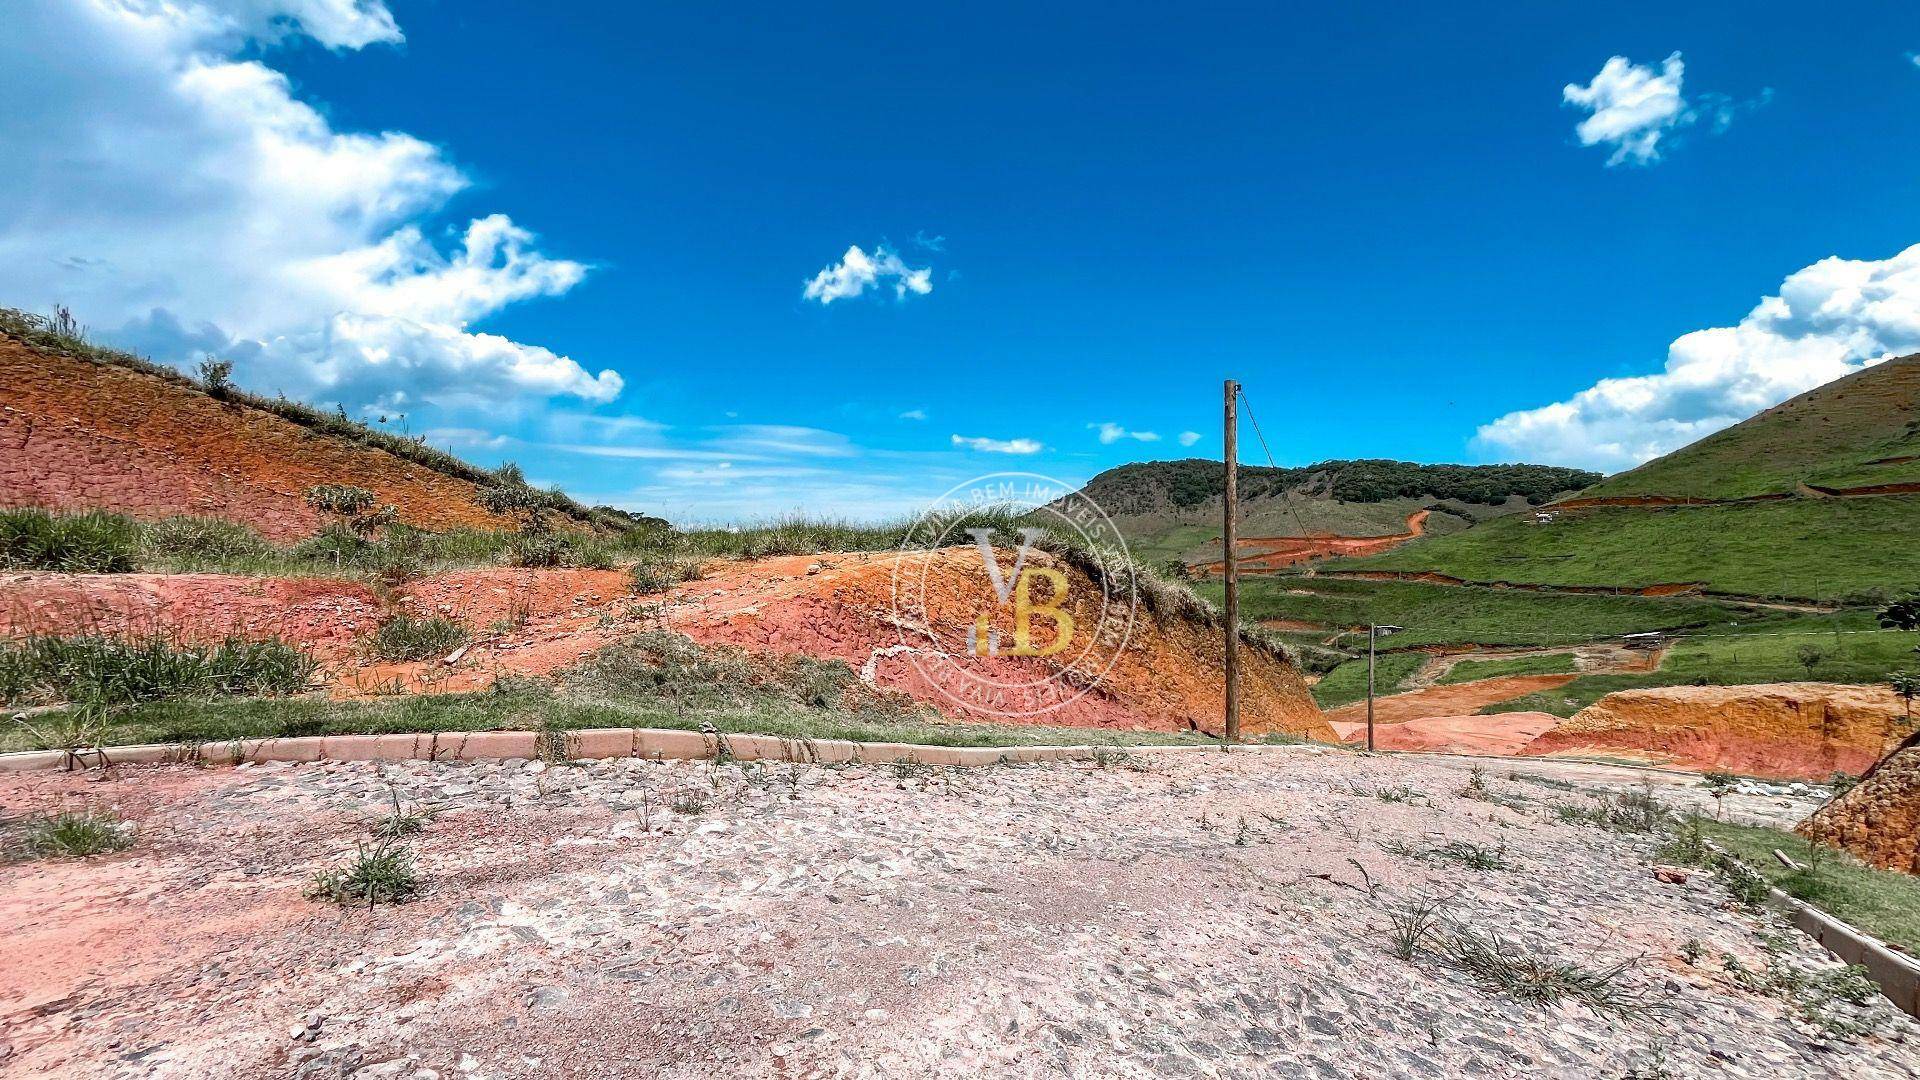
[1191,509,1428,577]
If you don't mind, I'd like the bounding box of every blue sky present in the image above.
[6,2,1920,521]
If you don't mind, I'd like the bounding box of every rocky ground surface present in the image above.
[1,748,1910,1078]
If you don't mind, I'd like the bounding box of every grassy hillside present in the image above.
[1339,495,1919,602]
[1576,353,1920,501]
[1195,576,1762,649]
[1310,652,1425,708]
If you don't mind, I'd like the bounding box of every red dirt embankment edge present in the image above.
[0,549,1333,742]
[0,336,526,540]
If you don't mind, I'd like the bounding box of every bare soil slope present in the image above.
[2,550,1330,740]
[1523,683,1908,780]
[0,334,528,540]
[1800,729,1920,874]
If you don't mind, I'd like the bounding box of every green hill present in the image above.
[1338,355,1920,603]
[1574,353,1920,501]
[1072,458,1597,565]
[1220,358,1920,712]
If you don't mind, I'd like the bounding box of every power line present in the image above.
[1234,387,1317,542]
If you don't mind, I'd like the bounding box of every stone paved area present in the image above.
[1,748,1913,1078]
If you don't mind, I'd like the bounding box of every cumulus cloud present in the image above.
[1178,431,1202,447]
[898,408,927,421]
[951,434,1043,454]
[1563,52,1762,166]
[1089,422,1160,444]
[1475,243,1920,471]
[803,244,933,304]
[0,0,619,408]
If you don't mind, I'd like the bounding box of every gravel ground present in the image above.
[1,747,1912,1078]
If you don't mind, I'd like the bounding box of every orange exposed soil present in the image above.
[0,336,529,540]
[1191,510,1429,577]
[1,550,1331,739]
[668,551,1329,738]
[1799,729,1920,874]
[1323,674,1576,728]
[1522,683,1909,781]
[1325,711,1561,755]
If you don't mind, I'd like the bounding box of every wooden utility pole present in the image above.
[1223,379,1241,743]
[1366,623,1377,752]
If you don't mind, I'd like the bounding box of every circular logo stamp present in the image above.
[889,472,1139,719]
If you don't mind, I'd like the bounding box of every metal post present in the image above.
[1223,379,1240,743]
[1366,623,1377,752]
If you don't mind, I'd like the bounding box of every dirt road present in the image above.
[1,750,1906,1078]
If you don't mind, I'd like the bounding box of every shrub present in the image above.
[0,634,316,708]
[305,484,377,517]
[196,357,234,395]
[369,616,470,662]
[10,809,135,859]
[0,507,140,572]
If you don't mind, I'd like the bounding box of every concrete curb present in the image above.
[0,729,1327,774]
[1772,886,1920,1018]
[1703,839,1920,1018]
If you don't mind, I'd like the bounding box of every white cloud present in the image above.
[0,0,618,409]
[1178,431,1202,447]
[1475,243,1920,471]
[1562,52,1762,167]
[898,408,927,421]
[910,230,946,252]
[423,426,510,450]
[951,434,1043,455]
[803,244,933,304]
[1089,422,1160,444]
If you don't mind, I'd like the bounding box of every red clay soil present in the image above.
[1,551,1332,739]
[1190,510,1429,578]
[1323,674,1577,728]
[0,336,526,540]
[667,550,1330,739]
[1521,683,1910,781]
[1325,711,1561,755]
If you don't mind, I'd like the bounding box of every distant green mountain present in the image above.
[1068,459,1598,565]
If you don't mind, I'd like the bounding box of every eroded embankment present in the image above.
[671,550,1329,739]
[1798,729,1920,874]
[0,336,527,540]
[1524,683,1909,781]
[1,550,1331,740]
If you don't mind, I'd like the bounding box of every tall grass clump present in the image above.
[0,634,317,708]
[139,516,278,569]
[8,809,135,860]
[0,507,140,572]
[369,615,470,662]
